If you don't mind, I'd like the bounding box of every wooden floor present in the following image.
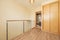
[11,27,60,40]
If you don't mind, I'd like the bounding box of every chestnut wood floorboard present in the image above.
[11,27,60,40]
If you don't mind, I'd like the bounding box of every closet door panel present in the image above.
[43,5,50,32]
[59,0,60,35]
[50,2,58,34]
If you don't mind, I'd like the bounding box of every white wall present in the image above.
[42,0,58,5]
[0,0,31,40]
[30,7,41,28]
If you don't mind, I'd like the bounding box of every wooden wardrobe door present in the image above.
[43,5,50,32]
[50,2,58,34]
[59,0,60,35]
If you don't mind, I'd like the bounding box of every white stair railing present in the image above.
[6,20,31,40]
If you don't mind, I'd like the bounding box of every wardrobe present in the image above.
[59,0,60,35]
[42,1,60,35]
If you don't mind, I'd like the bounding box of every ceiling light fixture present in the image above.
[30,0,34,4]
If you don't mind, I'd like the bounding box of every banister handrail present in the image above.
[7,20,31,22]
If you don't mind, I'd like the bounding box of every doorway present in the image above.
[36,11,42,29]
